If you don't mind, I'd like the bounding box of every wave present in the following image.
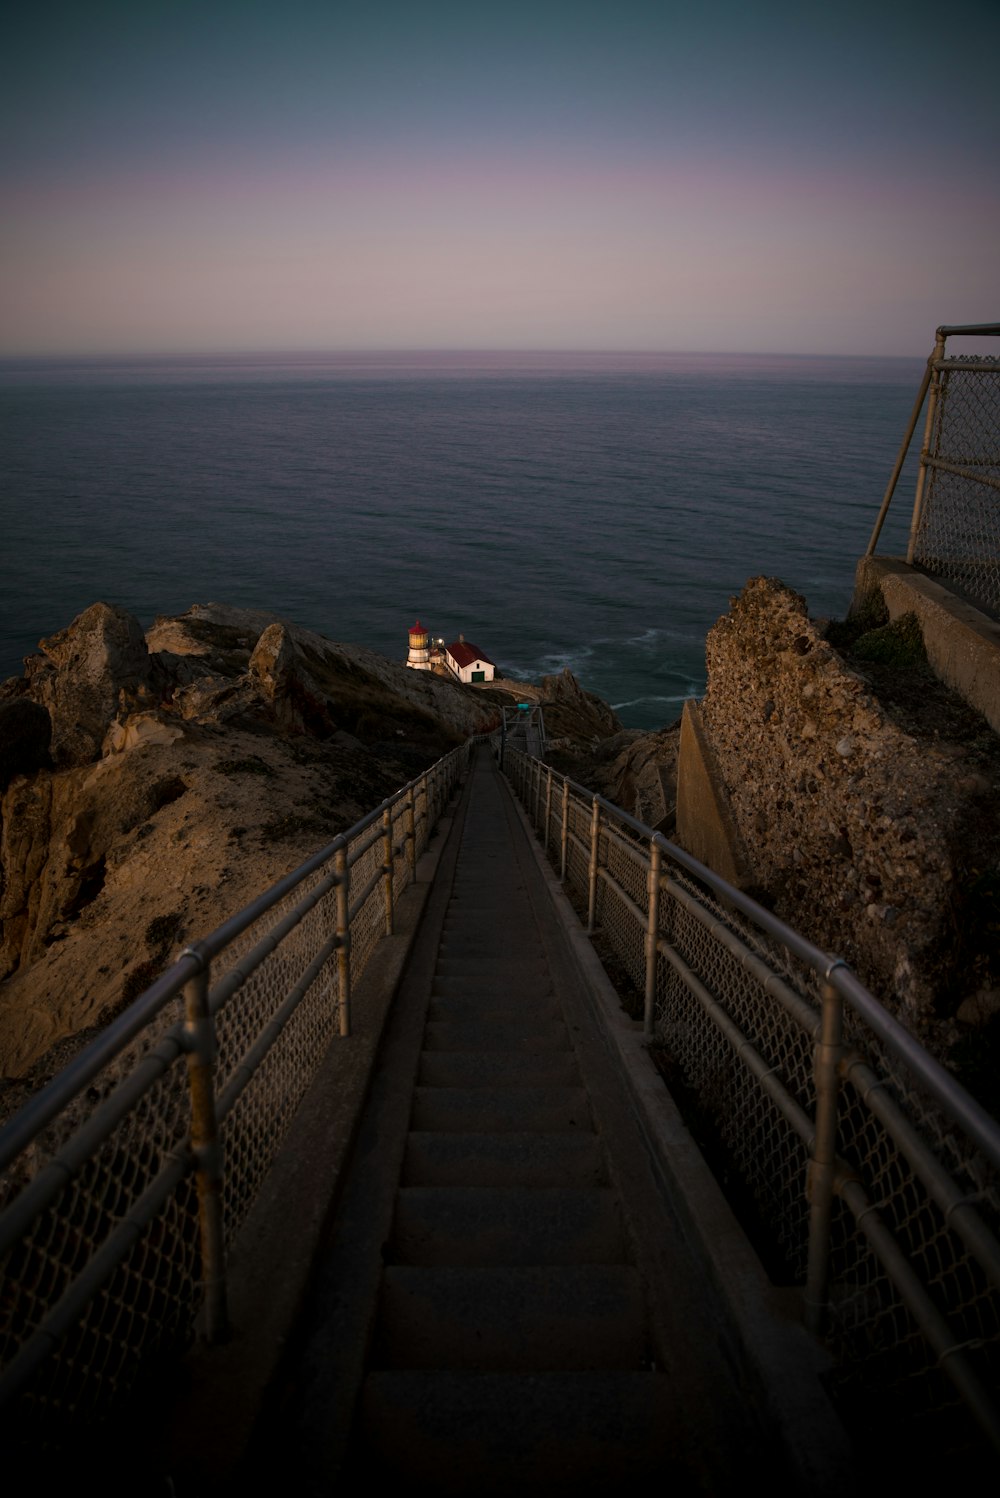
[611,693,694,710]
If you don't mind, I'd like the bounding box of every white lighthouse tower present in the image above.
[407,619,431,670]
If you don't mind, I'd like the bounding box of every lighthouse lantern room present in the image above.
[407,620,431,670]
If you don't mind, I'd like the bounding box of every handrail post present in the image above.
[335,840,351,1036]
[907,329,947,563]
[560,779,569,882]
[183,961,228,1343]
[805,977,844,1335]
[544,768,553,854]
[587,797,600,933]
[866,355,934,556]
[644,840,662,1039]
[417,777,427,856]
[382,805,395,936]
[406,785,417,881]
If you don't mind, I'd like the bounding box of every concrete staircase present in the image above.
[247,747,843,1496]
[353,754,685,1492]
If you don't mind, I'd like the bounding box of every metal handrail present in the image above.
[501,742,1000,1454]
[518,756,1000,1170]
[0,739,470,1419]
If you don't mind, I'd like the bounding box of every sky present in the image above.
[1,0,997,358]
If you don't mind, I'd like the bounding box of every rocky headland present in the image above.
[0,601,623,1089]
[2,581,997,1109]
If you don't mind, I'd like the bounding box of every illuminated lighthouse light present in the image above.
[406,619,432,670]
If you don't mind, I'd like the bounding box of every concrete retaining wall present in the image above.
[853,555,1000,735]
[675,700,750,888]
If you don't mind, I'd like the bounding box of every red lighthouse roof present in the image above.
[446,639,493,669]
[409,620,427,635]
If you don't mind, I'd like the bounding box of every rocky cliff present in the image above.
[696,577,1000,1058]
[0,602,618,1084]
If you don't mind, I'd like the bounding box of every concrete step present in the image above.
[423,1019,569,1052]
[417,1051,580,1089]
[438,934,543,955]
[358,1370,686,1494]
[434,954,549,978]
[444,886,523,898]
[447,901,521,910]
[412,1086,592,1133]
[402,1132,607,1188]
[375,1265,646,1370]
[431,972,553,1000]
[434,964,550,988]
[427,994,563,1024]
[442,902,532,917]
[390,1187,625,1265]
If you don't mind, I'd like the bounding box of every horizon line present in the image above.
[0,344,939,364]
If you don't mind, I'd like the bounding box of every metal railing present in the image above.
[0,742,469,1437]
[499,701,547,761]
[502,745,1000,1459]
[867,322,1000,617]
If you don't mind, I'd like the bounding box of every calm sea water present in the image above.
[0,350,922,730]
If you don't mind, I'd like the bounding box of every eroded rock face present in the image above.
[0,756,157,981]
[699,577,1000,1026]
[250,622,336,736]
[539,668,621,740]
[32,603,154,767]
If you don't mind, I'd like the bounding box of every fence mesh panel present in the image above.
[348,830,390,983]
[0,998,199,1439]
[503,748,1000,1460]
[911,357,1000,616]
[825,1016,1000,1453]
[0,746,466,1441]
[212,865,341,1244]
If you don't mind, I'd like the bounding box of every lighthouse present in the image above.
[407,619,431,670]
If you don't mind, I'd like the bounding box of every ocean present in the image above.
[0,350,923,730]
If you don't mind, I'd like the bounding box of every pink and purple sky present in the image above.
[2,0,997,358]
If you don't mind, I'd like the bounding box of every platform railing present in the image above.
[502,744,1000,1459]
[866,322,1000,618]
[0,741,469,1435]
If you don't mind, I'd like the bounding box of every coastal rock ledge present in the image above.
[0,601,619,1087]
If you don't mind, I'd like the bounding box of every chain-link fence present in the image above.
[868,325,1000,619]
[910,353,1000,615]
[0,744,467,1443]
[502,746,1000,1463]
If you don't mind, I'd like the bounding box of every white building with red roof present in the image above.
[444,635,495,684]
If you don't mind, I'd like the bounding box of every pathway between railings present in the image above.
[234,745,844,1495]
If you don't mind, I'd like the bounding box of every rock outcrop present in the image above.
[0,601,511,1080]
[0,601,622,1084]
[29,602,155,766]
[696,577,1000,1032]
[546,724,680,834]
